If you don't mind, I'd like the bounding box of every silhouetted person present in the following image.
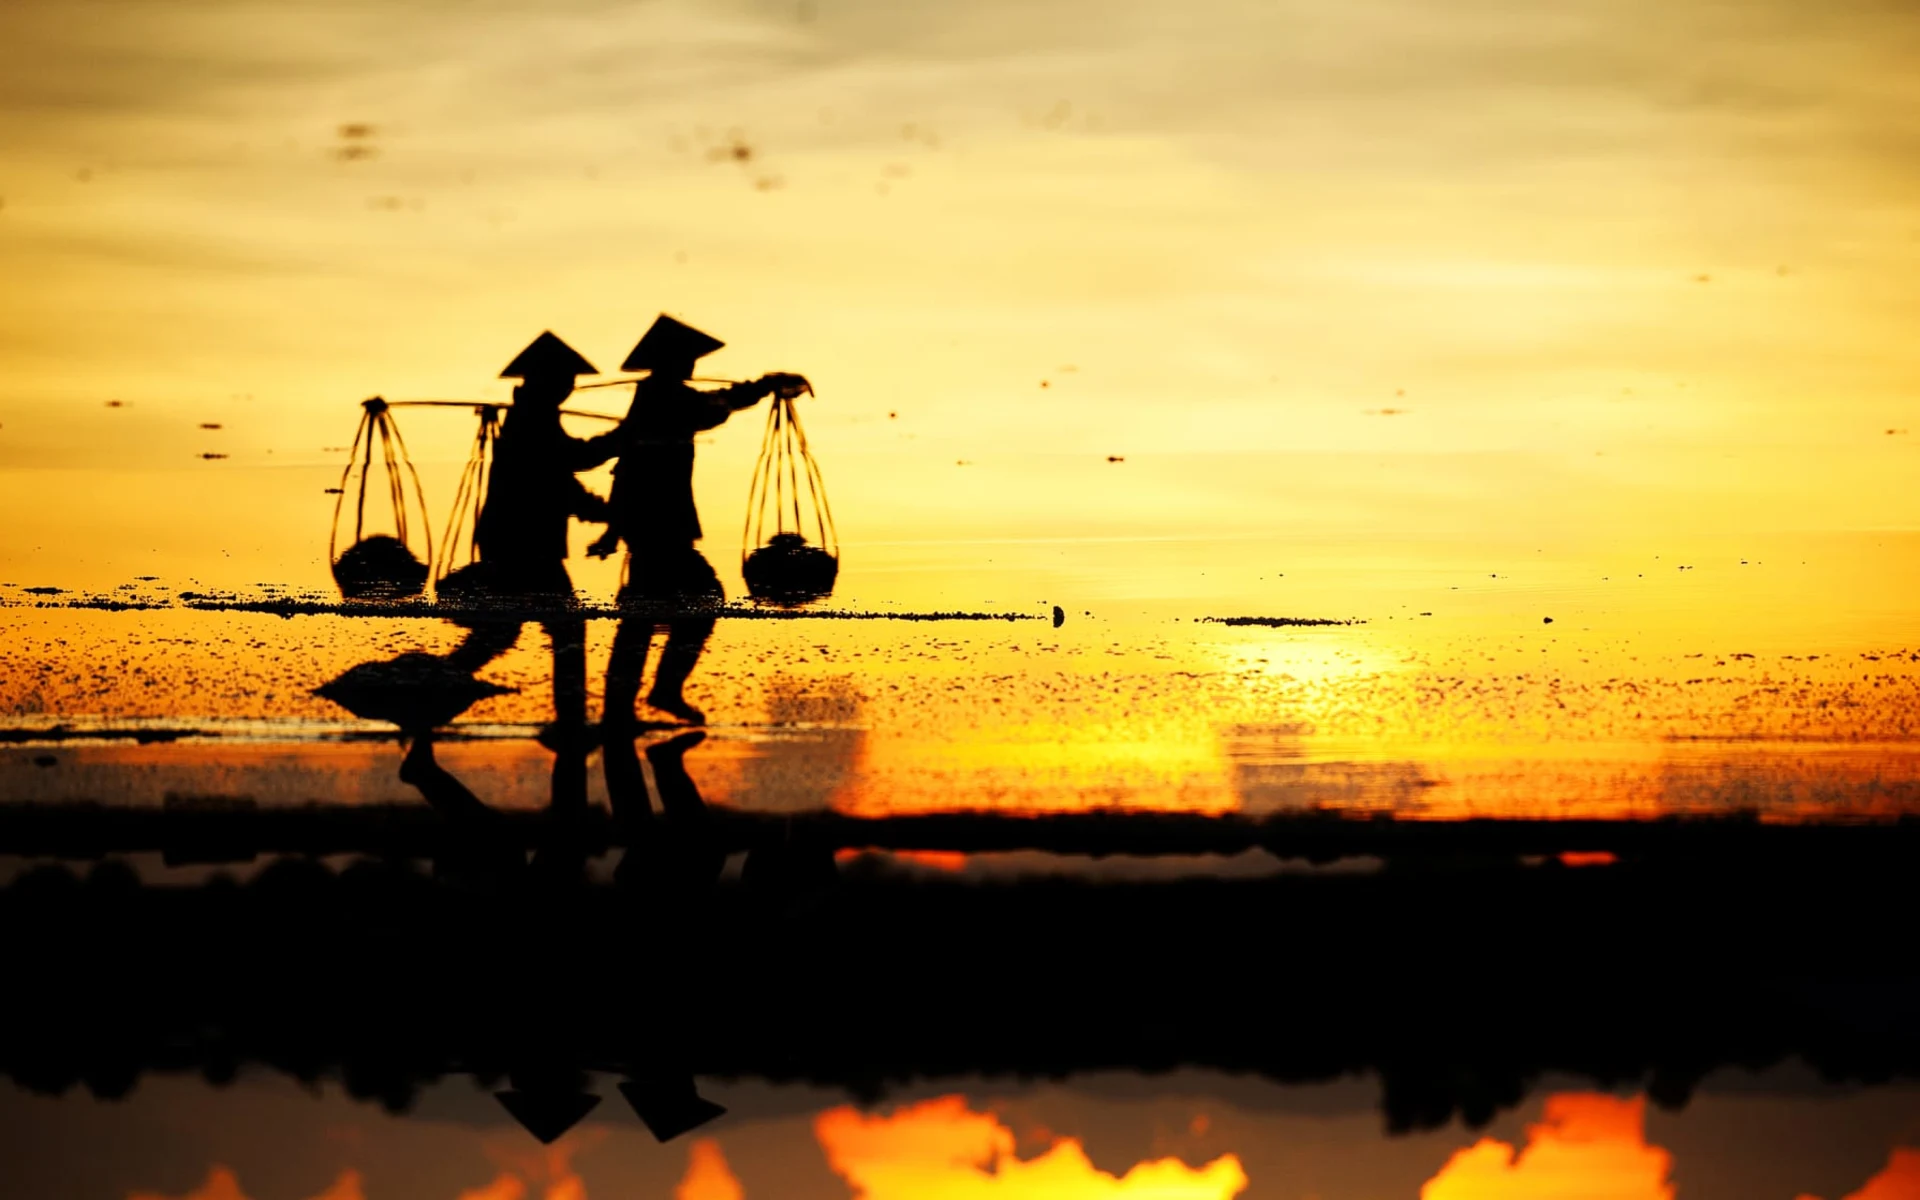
[583,314,808,726]
[446,331,609,746]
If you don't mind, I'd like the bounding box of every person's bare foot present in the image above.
[645,690,706,725]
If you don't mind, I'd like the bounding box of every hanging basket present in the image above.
[431,404,504,606]
[328,397,433,600]
[742,392,838,605]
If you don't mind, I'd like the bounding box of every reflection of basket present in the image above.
[744,533,839,604]
[742,395,838,605]
[332,535,427,600]
[329,398,432,600]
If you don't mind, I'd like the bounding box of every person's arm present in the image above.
[677,380,769,434]
[705,379,774,414]
[762,372,811,400]
[569,427,620,470]
[569,479,609,522]
[686,374,809,429]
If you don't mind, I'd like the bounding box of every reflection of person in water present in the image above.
[445,331,609,735]
[604,728,725,893]
[313,652,540,887]
[582,315,808,726]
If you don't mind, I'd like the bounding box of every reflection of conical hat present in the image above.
[500,331,598,379]
[496,1089,603,1145]
[621,315,724,371]
[618,1076,728,1142]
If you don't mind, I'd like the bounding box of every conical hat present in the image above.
[621,315,724,371]
[500,331,598,379]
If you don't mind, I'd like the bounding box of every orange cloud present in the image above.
[676,1138,745,1200]
[1799,1147,1920,1200]
[815,1093,1247,1199]
[1421,1094,1674,1200]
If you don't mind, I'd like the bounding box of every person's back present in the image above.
[591,374,768,556]
[477,401,606,577]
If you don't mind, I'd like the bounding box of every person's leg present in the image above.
[603,617,657,728]
[531,583,592,882]
[646,616,714,724]
[399,730,520,889]
[603,722,659,891]
[602,724,653,832]
[543,615,588,732]
[644,547,723,725]
[645,729,709,821]
[399,730,493,822]
[644,730,723,890]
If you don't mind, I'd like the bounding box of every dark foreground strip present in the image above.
[0,801,1912,864]
[1,854,1915,1136]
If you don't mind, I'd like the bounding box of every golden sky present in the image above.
[2,0,1918,595]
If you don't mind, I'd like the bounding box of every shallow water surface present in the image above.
[4,530,1917,819]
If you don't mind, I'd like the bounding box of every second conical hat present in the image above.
[621,315,724,371]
